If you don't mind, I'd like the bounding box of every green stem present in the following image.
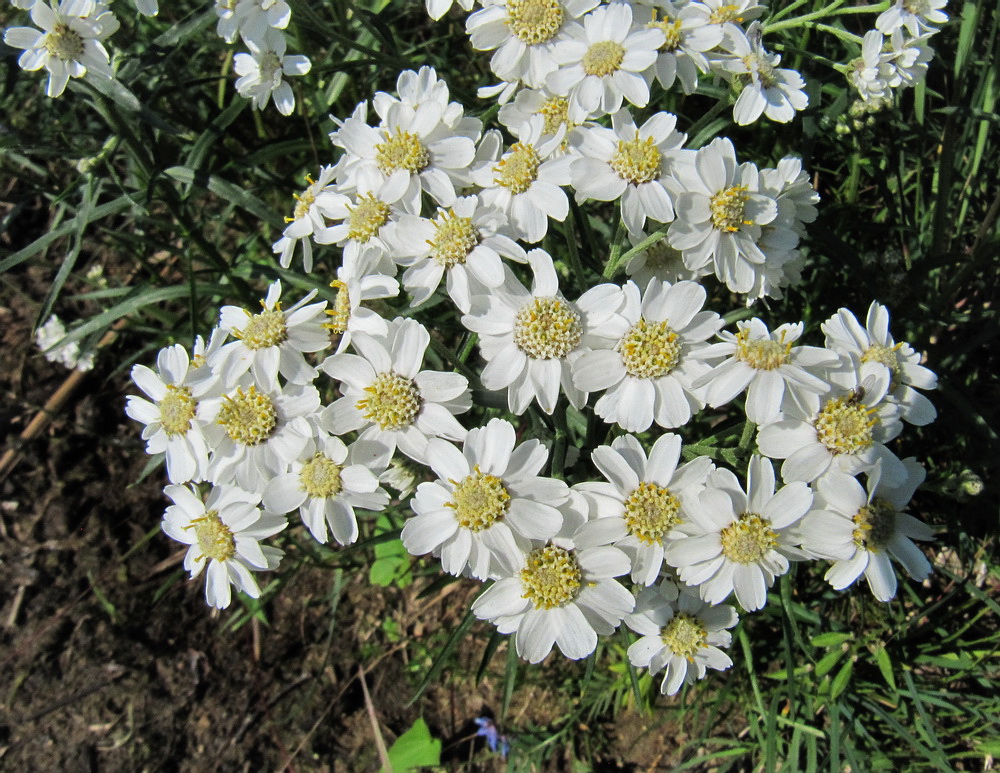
[601,220,630,279]
[562,207,589,295]
[685,97,731,147]
[551,402,569,478]
[739,420,757,452]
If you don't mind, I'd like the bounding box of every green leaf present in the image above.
[810,632,852,648]
[815,649,845,678]
[830,659,854,701]
[873,645,897,691]
[383,718,441,772]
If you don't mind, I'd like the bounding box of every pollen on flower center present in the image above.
[159,385,197,436]
[735,328,790,370]
[852,497,896,552]
[662,612,708,660]
[539,96,571,136]
[861,342,901,376]
[709,4,744,23]
[720,513,776,564]
[44,23,85,61]
[648,16,683,52]
[348,194,391,242]
[506,0,565,45]
[495,142,541,194]
[521,545,582,609]
[235,307,288,350]
[815,395,876,455]
[429,212,480,268]
[743,53,778,89]
[357,372,422,430]
[218,386,278,446]
[617,318,681,379]
[375,130,430,175]
[259,51,283,81]
[710,185,750,232]
[447,466,511,532]
[299,454,343,499]
[192,510,236,562]
[623,482,682,544]
[610,135,662,185]
[323,279,351,335]
[582,40,626,77]
[291,176,318,221]
[513,296,582,359]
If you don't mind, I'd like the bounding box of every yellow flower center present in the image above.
[617,318,681,379]
[375,130,430,175]
[521,545,582,609]
[299,454,343,499]
[347,194,391,243]
[159,385,197,436]
[44,23,85,61]
[709,4,743,24]
[446,466,511,532]
[287,175,318,222]
[538,96,572,136]
[494,142,541,194]
[661,612,708,660]
[852,497,896,552]
[506,0,564,45]
[742,53,778,89]
[356,372,422,430]
[648,16,683,52]
[861,342,902,377]
[191,510,236,562]
[323,279,351,335]
[610,134,662,185]
[513,296,582,359]
[218,386,278,446]
[735,328,790,370]
[623,482,682,544]
[815,395,876,456]
[710,185,750,232]
[720,513,776,564]
[234,307,288,350]
[582,40,626,77]
[429,212,480,268]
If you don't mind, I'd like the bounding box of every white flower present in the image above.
[631,0,723,94]
[426,0,474,20]
[547,2,664,117]
[470,116,574,243]
[402,418,568,580]
[383,194,525,313]
[693,318,837,425]
[723,23,808,125]
[668,137,779,296]
[272,165,342,272]
[320,317,471,467]
[572,279,722,432]
[133,0,157,15]
[263,433,389,546]
[570,108,688,236]
[665,455,813,611]
[472,519,634,663]
[883,27,934,88]
[626,582,737,695]
[573,433,714,585]
[35,314,95,371]
[323,248,400,354]
[466,0,600,89]
[498,88,590,140]
[821,302,937,425]
[314,176,414,267]
[876,0,948,36]
[215,279,328,392]
[624,230,710,286]
[126,343,223,484]
[848,30,891,102]
[162,483,286,609]
[215,0,290,45]
[797,459,933,601]
[5,0,118,98]
[233,33,310,116]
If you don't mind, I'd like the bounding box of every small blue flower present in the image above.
[474,716,510,758]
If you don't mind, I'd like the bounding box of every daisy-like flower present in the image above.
[472,516,634,663]
[665,455,812,611]
[402,418,568,579]
[215,0,290,45]
[625,581,737,695]
[668,137,778,295]
[215,279,328,393]
[571,108,688,236]
[35,314,95,371]
[323,248,400,354]
[547,2,664,117]
[848,30,892,102]
[470,116,574,243]
[162,483,286,609]
[5,0,119,98]
[882,27,934,89]
[876,0,948,36]
[572,278,722,432]
[632,0,722,94]
[756,365,906,486]
[263,433,389,546]
[821,302,937,426]
[624,230,711,286]
[498,88,590,142]
[383,194,526,313]
[320,317,471,467]
[314,176,413,268]
[722,23,808,125]
[573,433,714,585]
[466,0,600,89]
[126,343,223,484]
[798,459,933,601]
[693,318,837,425]
[272,165,341,272]
[233,33,310,116]
[426,0,474,20]
[208,381,319,493]
[462,249,622,414]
